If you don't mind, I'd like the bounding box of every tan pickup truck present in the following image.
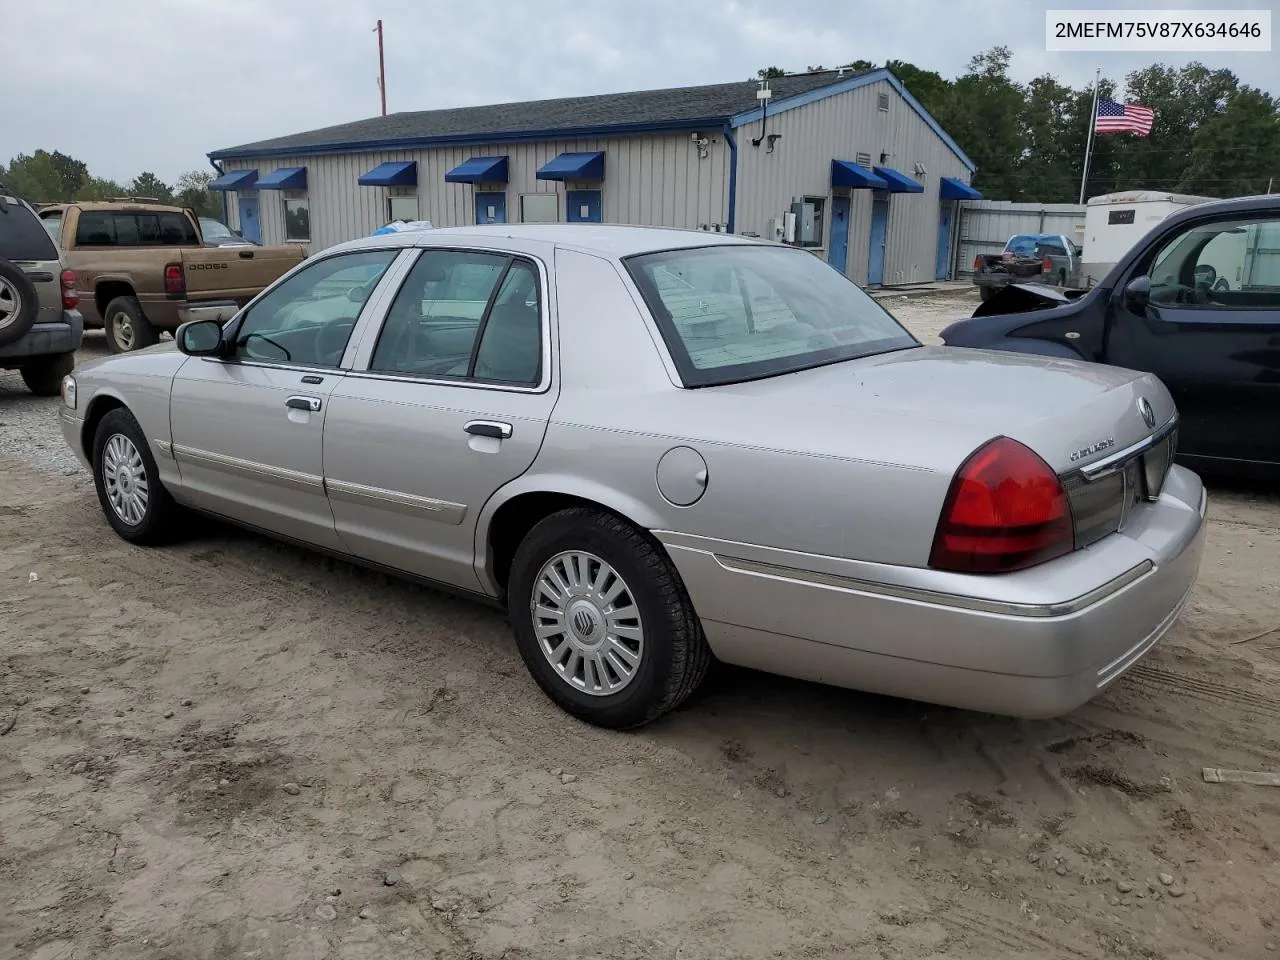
[39,201,305,353]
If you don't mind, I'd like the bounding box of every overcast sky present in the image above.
[3,0,1276,185]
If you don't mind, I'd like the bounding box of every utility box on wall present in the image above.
[790,200,816,245]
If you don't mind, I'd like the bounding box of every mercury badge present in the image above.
[1138,396,1156,429]
[1070,437,1115,462]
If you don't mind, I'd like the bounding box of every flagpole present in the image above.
[1079,68,1101,204]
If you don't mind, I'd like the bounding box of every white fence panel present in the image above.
[955,201,1087,277]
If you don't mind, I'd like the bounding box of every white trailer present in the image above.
[1082,191,1215,286]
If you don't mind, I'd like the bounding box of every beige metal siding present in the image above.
[734,79,974,286]
[219,132,730,253]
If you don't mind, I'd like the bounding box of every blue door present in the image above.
[474,192,506,224]
[566,190,602,223]
[935,202,953,280]
[828,195,851,274]
[867,195,889,285]
[237,196,260,243]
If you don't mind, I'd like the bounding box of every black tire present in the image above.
[0,258,40,348]
[103,295,158,354]
[91,408,183,545]
[1058,270,1067,288]
[19,351,74,396]
[978,285,994,302]
[507,507,711,729]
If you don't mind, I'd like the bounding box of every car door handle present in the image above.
[464,420,512,439]
[239,250,254,259]
[286,396,321,412]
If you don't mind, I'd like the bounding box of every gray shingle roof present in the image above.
[210,70,865,159]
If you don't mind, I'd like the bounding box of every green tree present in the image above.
[885,61,949,115]
[756,66,785,80]
[76,176,128,201]
[1179,86,1280,196]
[174,170,223,219]
[0,150,90,202]
[128,171,174,203]
[943,47,1026,198]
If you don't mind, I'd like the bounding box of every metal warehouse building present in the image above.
[207,67,980,286]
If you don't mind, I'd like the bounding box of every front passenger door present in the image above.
[323,247,557,592]
[1105,213,1280,466]
[169,248,403,547]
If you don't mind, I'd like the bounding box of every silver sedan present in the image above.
[58,225,1206,728]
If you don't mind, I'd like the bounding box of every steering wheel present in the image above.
[314,318,357,366]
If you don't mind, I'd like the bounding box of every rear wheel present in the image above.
[103,296,158,354]
[19,352,74,396]
[91,408,183,544]
[507,507,711,729]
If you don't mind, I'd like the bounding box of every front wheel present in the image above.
[91,408,183,544]
[507,507,711,729]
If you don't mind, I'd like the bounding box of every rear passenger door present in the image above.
[324,245,558,592]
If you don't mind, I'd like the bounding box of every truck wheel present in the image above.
[0,259,40,349]
[1058,270,1067,287]
[20,352,75,397]
[104,296,158,354]
[506,507,712,729]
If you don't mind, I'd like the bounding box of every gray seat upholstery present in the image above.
[475,298,540,383]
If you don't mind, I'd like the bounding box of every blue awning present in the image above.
[359,161,418,187]
[873,167,924,193]
[444,156,509,184]
[208,169,258,191]
[536,151,604,182]
[256,167,308,190]
[831,160,888,190]
[940,176,983,200]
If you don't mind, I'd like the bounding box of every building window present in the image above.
[284,193,310,242]
[520,193,558,223]
[387,194,419,222]
[877,92,890,112]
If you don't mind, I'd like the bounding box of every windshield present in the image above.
[625,245,918,387]
[200,218,237,241]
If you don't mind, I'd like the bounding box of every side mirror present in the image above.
[176,319,225,356]
[1123,275,1151,311]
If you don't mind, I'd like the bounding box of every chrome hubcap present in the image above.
[102,434,149,525]
[112,312,135,350]
[0,277,21,331]
[531,550,644,696]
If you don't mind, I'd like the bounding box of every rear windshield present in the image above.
[1005,234,1061,256]
[75,211,199,247]
[624,245,918,387]
[0,196,60,261]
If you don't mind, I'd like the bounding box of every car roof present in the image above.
[43,201,190,213]
[1157,193,1280,223]
[330,223,769,259]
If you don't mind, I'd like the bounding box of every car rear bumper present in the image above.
[657,464,1207,719]
[0,311,84,363]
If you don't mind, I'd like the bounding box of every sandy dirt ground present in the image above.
[2,294,1279,960]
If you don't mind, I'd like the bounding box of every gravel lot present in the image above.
[3,296,1279,960]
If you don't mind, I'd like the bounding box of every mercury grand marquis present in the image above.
[58,224,1207,729]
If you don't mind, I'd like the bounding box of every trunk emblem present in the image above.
[1138,397,1156,429]
[1070,438,1116,462]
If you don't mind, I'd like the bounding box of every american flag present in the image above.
[1095,99,1155,136]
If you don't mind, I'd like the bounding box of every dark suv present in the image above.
[0,190,83,394]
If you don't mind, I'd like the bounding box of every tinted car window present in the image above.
[232,250,398,367]
[1149,216,1280,308]
[371,250,539,381]
[626,245,917,387]
[1006,234,1060,257]
[0,197,60,261]
[75,211,199,246]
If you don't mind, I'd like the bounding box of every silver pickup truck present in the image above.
[972,233,1084,301]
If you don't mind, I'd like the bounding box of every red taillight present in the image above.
[973,255,982,270]
[929,437,1074,574]
[60,269,78,309]
[1042,257,1053,273]
[164,262,185,296]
